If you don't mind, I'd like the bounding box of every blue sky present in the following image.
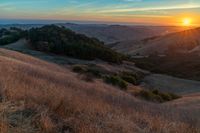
[0,0,200,25]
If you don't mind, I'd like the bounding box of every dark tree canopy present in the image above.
[27,25,123,63]
[0,27,25,45]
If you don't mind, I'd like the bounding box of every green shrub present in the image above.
[104,75,128,90]
[72,65,106,78]
[120,75,137,85]
[119,71,144,85]
[138,90,163,102]
[86,67,103,78]
[72,65,87,73]
[137,89,181,103]
[152,89,159,95]
[159,93,172,101]
[168,92,181,99]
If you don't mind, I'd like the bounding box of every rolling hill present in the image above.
[0,47,199,133]
[111,27,200,56]
[62,23,189,44]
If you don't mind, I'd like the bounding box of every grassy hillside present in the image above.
[26,25,124,63]
[61,23,189,44]
[133,53,200,81]
[112,27,200,56]
[0,48,199,133]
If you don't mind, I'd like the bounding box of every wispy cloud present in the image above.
[0,3,15,11]
[98,4,200,13]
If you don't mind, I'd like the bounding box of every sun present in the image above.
[182,18,192,26]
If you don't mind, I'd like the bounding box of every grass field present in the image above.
[0,48,199,133]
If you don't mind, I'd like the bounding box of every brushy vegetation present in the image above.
[72,65,88,73]
[72,65,104,82]
[27,25,124,63]
[72,65,145,89]
[0,49,198,133]
[72,64,108,78]
[104,75,128,90]
[119,71,144,85]
[136,89,181,103]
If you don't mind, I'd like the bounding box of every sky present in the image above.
[0,0,200,25]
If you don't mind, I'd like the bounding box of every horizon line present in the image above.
[0,18,198,27]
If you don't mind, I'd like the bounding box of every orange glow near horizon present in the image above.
[182,18,192,26]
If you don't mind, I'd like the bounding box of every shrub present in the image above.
[159,93,172,101]
[72,65,106,78]
[86,67,103,78]
[120,75,137,85]
[72,65,87,73]
[169,92,181,99]
[119,71,144,85]
[136,89,181,103]
[104,75,128,90]
[138,90,163,102]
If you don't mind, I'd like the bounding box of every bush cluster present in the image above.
[104,75,128,90]
[72,65,145,90]
[119,71,144,85]
[137,89,181,103]
[72,65,106,78]
[72,65,129,89]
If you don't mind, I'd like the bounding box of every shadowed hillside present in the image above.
[133,52,200,81]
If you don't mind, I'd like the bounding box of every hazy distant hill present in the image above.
[1,23,189,44]
[112,27,200,56]
[59,23,188,44]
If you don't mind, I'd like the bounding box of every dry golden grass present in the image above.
[0,48,199,133]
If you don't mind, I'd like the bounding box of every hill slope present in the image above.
[60,23,189,44]
[0,48,199,133]
[112,27,200,56]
